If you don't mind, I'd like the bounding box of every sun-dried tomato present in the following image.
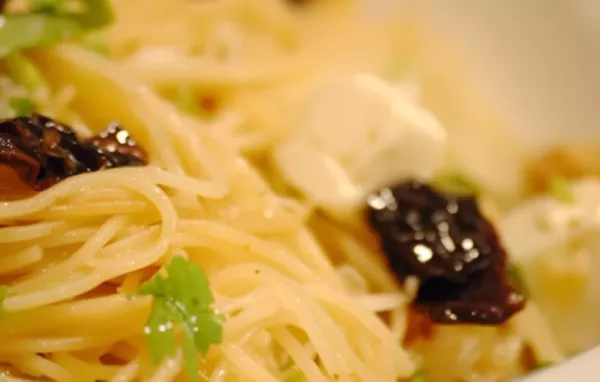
[366,180,526,325]
[0,114,147,197]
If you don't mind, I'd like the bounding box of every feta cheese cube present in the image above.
[501,178,600,264]
[272,73,447,219]
[500,179,600,354]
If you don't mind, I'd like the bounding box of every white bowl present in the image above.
[518,346,600,382]
[400,1,600,380]
[405,0,600,144]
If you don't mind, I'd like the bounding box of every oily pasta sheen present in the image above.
[0,0,566,381]
[0,43,413,381]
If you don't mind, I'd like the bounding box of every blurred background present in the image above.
[401,0,600,144]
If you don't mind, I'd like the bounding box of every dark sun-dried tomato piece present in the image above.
[366,180,526,325]
[0,114,147,198]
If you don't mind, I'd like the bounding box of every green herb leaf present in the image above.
[5,54,48,92]
[80,31,108,56]
[9,97,36,116]
[436,172,481,195]
[0,0,114,58]
[0,14,81,58]
[507,262,530,298]
[411,369,427,382]
[70,0,114,30]
[138,257,224,379]
[143,298,177,363]
[32,0,68,14]
[549,176,574,204]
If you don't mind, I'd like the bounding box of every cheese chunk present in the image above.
[501,178,600,264]
[500,178,600,353]
[273,73,447,220]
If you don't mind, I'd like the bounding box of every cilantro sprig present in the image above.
[9,97,35,115]
[138,257,224,379]
[0,0,114,58]
[4,53,46,116]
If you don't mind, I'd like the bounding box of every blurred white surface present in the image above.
[405,0,600,144]
[395,2,600,380]
[518,345,600,382]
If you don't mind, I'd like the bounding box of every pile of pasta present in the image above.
[0,0,565,381]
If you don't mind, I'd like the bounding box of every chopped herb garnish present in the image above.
[9,97,35,116]
[507,262,530,298]
[80,31,108,56]
[0,15,79,57]
[138,256,224,379]
[436,172,481,195]
[32,0,70,13]
[549,176,574,204]
[411,369,427,382]
[68,0,114,29]
[5,54,48,92]
[0,0,114,58]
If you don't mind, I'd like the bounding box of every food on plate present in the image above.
[0,0,591,381]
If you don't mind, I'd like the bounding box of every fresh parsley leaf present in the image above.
[411,369,427,382]
[138,257,224,379]
[549,176,574,204]
[143,298,177,363]
[0,14,81,58]
[32,0,68,13]
[507,262,530,298]
[80,31,108,56]
[9,97,36,116]
[5,54,48,92]
[70,0,114,29]
[0,0,114,58]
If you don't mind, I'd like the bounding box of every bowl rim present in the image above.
[519,345,600,381]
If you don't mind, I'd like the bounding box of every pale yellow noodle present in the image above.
[220,344,279,382]
[0,0,565,380]
[0,222,69,243]
[3,354,72,382]
[0,246,43,275]
[271,327,328,382]
[110,359,141,382]
[51,353,121,382]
